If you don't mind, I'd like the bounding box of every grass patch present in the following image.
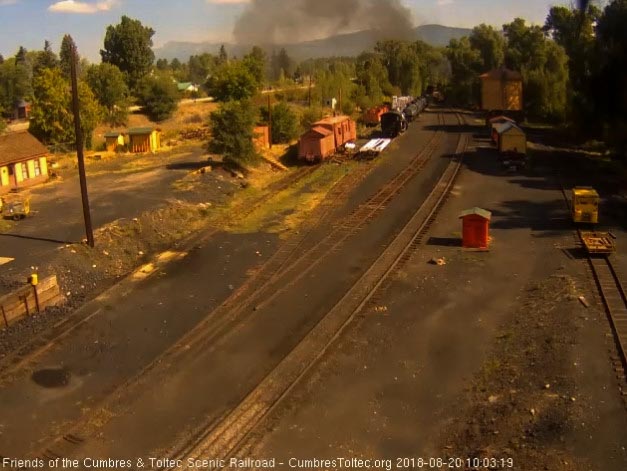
[225,163,354,234]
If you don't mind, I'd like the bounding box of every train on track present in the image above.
[298,115,357,163]
[299,95,430,162]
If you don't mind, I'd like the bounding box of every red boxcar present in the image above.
[298,115,356,162]
[298,126,336,162]
[362,105,389,126]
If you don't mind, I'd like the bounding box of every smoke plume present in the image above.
[233,0,414,45]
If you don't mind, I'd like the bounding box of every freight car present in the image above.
[298,115,357,163]
[403,104,419,122]
[381,111,408,138]
[362,105,389,126]
[392,96,414,112]
[403,97,428,121]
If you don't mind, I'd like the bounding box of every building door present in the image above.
[8,165,17,188]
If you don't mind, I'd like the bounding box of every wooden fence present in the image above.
[0,275,64,329]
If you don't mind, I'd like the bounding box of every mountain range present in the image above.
[155,24,471,61]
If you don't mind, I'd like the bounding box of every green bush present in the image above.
[300,107,324,131]
[136,74,179,122]
[209,100,259,165]
[261,102,299,144]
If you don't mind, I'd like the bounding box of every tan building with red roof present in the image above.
[0,131,49,195]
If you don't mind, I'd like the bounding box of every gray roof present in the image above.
[494,122,524,135]
[459,207,492,220]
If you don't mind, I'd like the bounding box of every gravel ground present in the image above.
[0,166,246,358]
[440,273,586,470]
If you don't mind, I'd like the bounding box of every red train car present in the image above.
[298,115,357,162]
[362,105,389,126]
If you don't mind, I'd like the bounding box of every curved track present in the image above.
[18,111,458,466]
[0,164,319,381]
[163,113,469,470]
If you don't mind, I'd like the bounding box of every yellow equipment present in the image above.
[1,194,31,220]
[572,187,599,224]
[581,231,616,255]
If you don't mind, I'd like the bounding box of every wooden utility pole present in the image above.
[338,87,343,116]
[70,42,94,248]
[267,94,273,149]
[308,75,312,108]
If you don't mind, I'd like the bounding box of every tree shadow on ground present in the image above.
[488,199,570,235]
[166,161,217,171]
[427,237,462,247]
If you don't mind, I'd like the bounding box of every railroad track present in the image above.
[558,182,627,390]
[161,113,469,470]
[0,163,319,382]
[589,257,627,375]
[19,112,450,465]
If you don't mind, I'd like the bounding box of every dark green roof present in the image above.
[104,131,124,138]
[128,127,155,135]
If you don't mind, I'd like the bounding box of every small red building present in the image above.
[459,207,492,249]
[253,125,270,150]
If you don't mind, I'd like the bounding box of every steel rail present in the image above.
[163,113,469,471]
[23,113,449,466]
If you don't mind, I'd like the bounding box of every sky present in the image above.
[0,0,569,62]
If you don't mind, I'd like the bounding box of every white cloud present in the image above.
[436,0,454,5]
[48,0,119,14]
[0,0,19,6]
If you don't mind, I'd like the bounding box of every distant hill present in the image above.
[155,24,472,61]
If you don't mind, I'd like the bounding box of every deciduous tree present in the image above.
[206,61,259,101]
[85,62,130,126]
[209,100,258,165]
[243,46,267,85]
[445,37,482,106]
[469,24,505,71]
[136,73,178,122]
[261,102,298,144]
[101,16,155,91]
[30,68,102,148]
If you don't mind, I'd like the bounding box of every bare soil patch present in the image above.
[439,273,591,470]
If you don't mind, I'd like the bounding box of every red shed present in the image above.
[459,207,492,249]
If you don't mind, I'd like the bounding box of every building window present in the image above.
[33,159,41,177]
[21,163,28,180]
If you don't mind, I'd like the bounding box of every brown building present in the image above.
[104,131,125,152]
[0,131,49,195]
[128,127,161,153]
[253,125,270,150]
[480,67,523,111]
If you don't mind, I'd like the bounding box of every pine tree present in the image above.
[60,34,77,78]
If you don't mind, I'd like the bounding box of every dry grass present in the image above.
[228,163,353,234]
[92,101,219,148]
